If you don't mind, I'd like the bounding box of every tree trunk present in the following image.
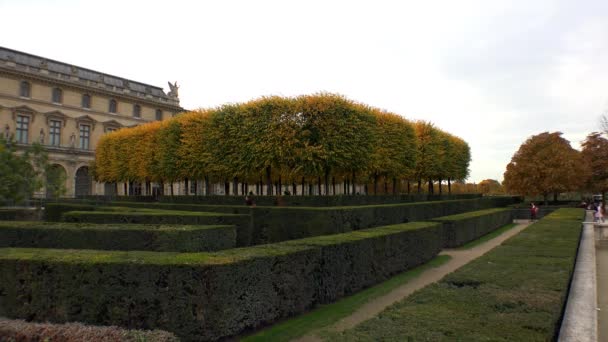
[392,177,397,195]
[352,171,356,195]
[428,179,433,194]
[204,176,210,195]
[224,181,229,196]
[438,178,442,195]
[292,182,297,196]
[309,180,313,196]
[407,181,410,194]
[324,171,329,196]
[170,182,174,196]
[374,173,378,195]
[448,177,451,195]
[266,166,272,196]
[278,175,282,195]
[301,177,305,196]
[332,177,336,195]
[124,182,127,196]
[417,179,422,193]
[364,184,368,195]
[318,176,322,196]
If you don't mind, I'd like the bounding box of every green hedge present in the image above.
[75,194,485,207]
[331,208,583,341]
[45,203,98,222]
[60,209,253,247]
[0,221,236,252]
[431,208,513,247]
[248,197,518,245]
[0,221,442,341]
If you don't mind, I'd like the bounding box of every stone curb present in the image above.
[558,210,597,342]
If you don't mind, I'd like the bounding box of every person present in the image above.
[245,191,255,207]
[530,203,537,222]
[596,203,604,223]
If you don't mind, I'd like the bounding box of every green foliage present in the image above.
[0,138,48,205]
[331,208,582,341]
[0,221,236,252]
[431,208,513,247]
[0,221,442,341]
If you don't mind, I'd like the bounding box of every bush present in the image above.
[0,221,442,341]
[0,317,179,342]
[0,221,236,252]
[431,208,513,247]
[248,197,519,245]
[331,208,583,341]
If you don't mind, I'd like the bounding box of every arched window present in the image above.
[155,109,162,121]
[52,88,63,103]
[82,94,91,109]
[109,99,117,113]
[20,81,31,98]
[133,104,141,118]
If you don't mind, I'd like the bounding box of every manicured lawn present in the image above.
[242,255,451,342]
[328,208,582,341]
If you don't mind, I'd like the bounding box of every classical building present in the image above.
[0,47,183,198]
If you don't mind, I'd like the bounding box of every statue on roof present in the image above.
[167,81,179,98]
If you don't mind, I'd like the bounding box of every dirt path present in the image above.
[294,220,533,342]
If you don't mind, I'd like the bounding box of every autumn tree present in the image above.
[581,132,608,201]
[503,132,586,204]
[478,179,504,195]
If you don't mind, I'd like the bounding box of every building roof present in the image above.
[0,46,180,107]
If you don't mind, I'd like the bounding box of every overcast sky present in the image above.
[2,0,607,183]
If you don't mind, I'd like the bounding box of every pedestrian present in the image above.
[530,203,537,222]
[245,191,256,207]
[596,203,604,223]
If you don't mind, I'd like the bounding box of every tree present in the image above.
[581,132,608,201]
[478,179,504,195]
[503,132,586,204]
[0,137,53,205]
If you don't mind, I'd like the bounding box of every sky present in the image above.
[2,0,607,183]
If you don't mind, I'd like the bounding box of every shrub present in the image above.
[431,208,513,247]
[0,221,441,341]
[0,221,236,252]
[331,208,583,341]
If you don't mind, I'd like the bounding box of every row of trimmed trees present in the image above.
[93,94,471,195]
[503,131,608,204]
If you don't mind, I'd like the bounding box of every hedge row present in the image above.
[0,221,236,252]
[247,196,518,245]
[331,208,583,341]
[61,209,253,247]
[431,208,513,247]
[0,209,42,221]
[0,221,442,341]
[0,317,179,342]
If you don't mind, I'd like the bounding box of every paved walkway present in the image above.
[295,221,532,342]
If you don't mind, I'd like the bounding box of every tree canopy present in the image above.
[581,132,608,197]
[503,132,585,203]
[94,93,471,194]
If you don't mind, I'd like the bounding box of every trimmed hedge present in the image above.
[331,208,583,341]
[431,208,513,247]
[0,317,179,342]
[0,221,236,252]
[0,221,442,341]
[45,203,98,222]
[248,197,518,245]
[0,209,42,221]
[77,194,484,207]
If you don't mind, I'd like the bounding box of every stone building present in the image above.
[0,47,183,197]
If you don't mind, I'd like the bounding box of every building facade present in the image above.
[0,47,183,198]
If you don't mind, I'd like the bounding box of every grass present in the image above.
[329,208,582,341]
[456,222,518,250]
[242,255,451,342]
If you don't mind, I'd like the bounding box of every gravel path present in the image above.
[294,220,532,342]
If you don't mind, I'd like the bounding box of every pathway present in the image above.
[294,220,533,342]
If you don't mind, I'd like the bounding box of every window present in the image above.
[133,104,141,118]
[109,99,117,113]
[82,94,91,109]
[49,120,61,146]
[105,127,116,133]
[79,124,90,150]
[20,81,31,98]
[16,115,29,143]
[155,109,163,121]
[52,88,63,103]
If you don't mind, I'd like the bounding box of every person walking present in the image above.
[530,203,538,222]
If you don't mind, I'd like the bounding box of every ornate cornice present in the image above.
[0,66,182,112]
[74,114,97,130]
[44,110,68,127]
